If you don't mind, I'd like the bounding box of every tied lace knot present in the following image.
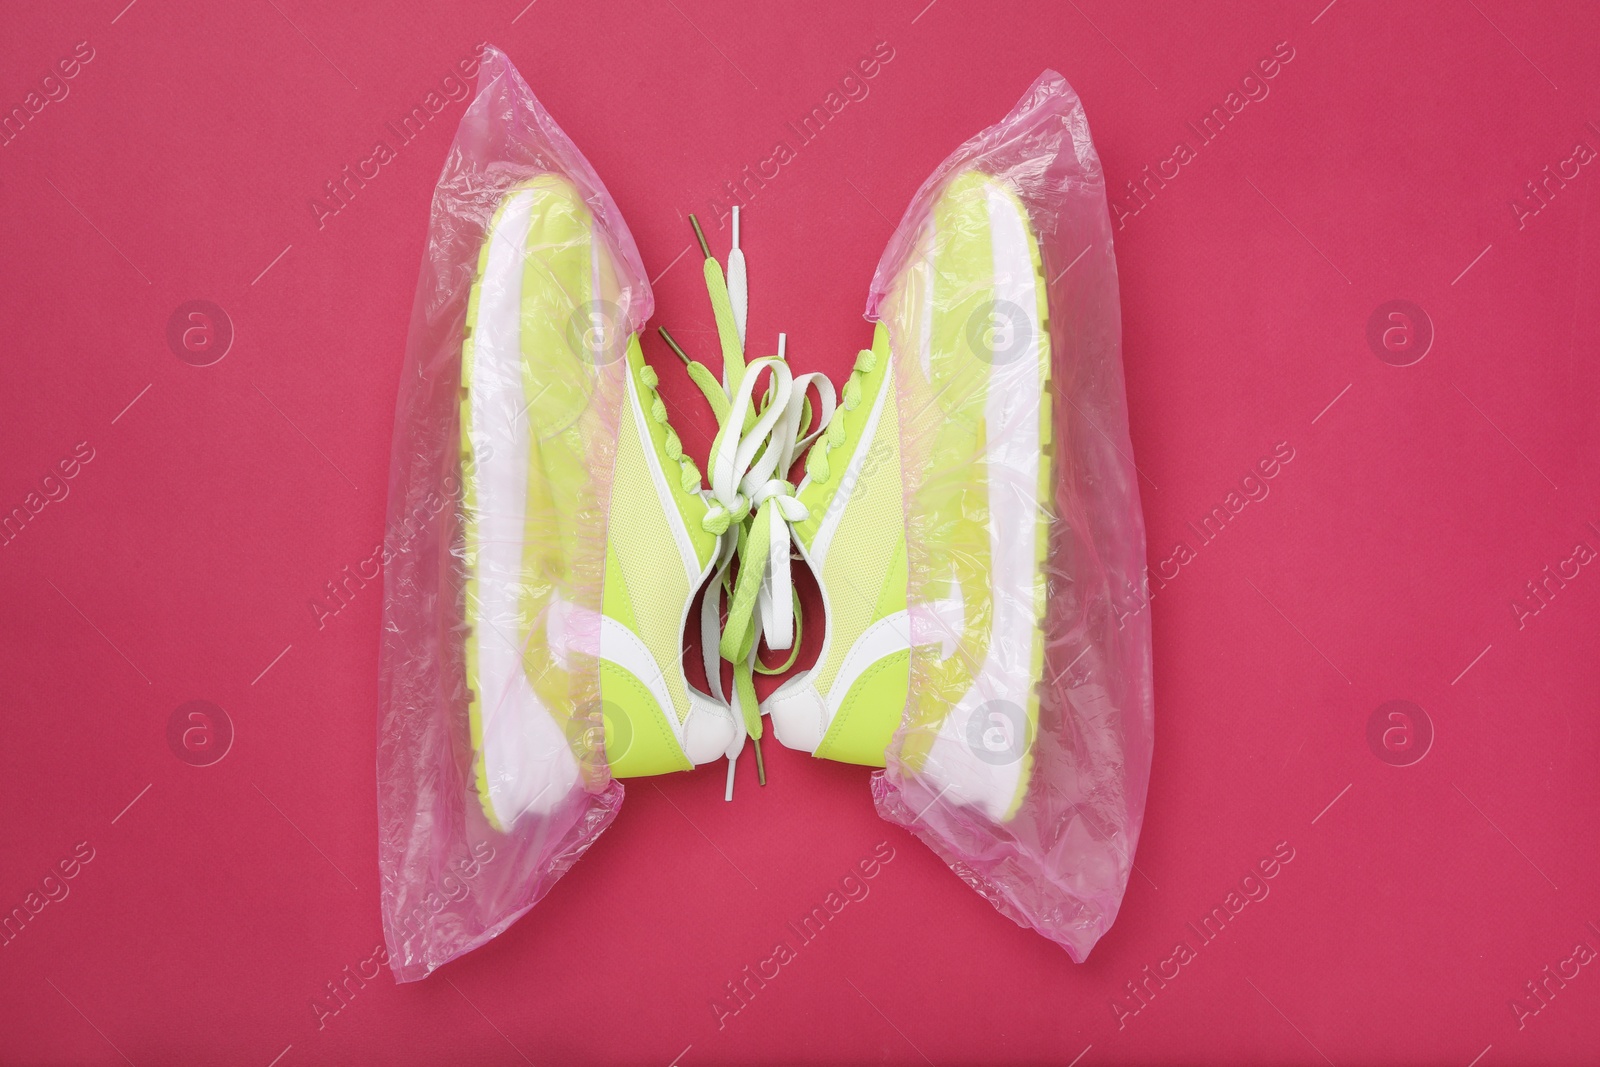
[676,207,838,797]
[700,494,751,536]
[750,478,808,524]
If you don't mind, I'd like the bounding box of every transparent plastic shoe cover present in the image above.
[377,45,648,981]
[868,71,1153,960]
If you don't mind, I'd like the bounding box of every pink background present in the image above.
[2,1,1597,1064]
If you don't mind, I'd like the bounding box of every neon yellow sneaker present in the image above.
[596,333,739,778]
[594,214,797,784]
[768,168,1053,824]
[761,320,911,767]
[462,177,744,830]
[883,168,1053,822]
[461,174,622,830]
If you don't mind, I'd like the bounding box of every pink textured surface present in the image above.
[1,1,1596,1064]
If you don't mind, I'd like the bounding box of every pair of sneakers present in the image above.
[463,170,1052,830]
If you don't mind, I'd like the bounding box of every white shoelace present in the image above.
[677,209,836,798]
[727,206,748,353]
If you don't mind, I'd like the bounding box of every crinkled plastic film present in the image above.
[377,45,648,982]
[869,71,1153,961]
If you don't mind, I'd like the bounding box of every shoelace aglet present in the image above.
[688,214,711,259]
[657,326,692,366]
[753,736,767,786]
[731,205,741,249]
[724,756,736,802]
